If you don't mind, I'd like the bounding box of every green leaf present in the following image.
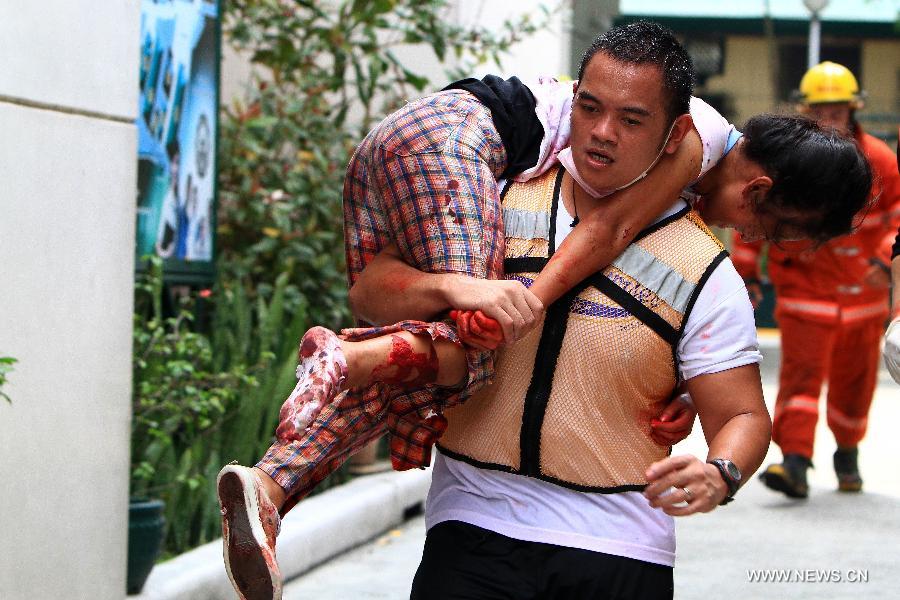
[402,68,430,91]
[352,58,371,105]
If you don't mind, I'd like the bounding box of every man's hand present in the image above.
[650,393,696,446]
[884,317,900,383]
[443,276,544,345]
[643,454,729,516]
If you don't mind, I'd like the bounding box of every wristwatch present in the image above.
[708,458,742,505]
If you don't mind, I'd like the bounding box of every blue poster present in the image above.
[136,0,218,266]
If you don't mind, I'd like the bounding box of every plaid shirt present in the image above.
[258,90,509,508]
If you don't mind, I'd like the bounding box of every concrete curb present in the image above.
[133,468,431,600]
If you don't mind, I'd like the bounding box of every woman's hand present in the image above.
[650,393,696,446]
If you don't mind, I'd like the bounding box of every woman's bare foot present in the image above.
[274,327,348,440]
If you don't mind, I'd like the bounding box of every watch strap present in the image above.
[708,458,740,504]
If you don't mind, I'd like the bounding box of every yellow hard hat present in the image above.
[798,61,861,105]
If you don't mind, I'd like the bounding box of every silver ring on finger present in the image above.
[681,486,693,501]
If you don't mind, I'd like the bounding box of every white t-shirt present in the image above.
[425,200,761,567]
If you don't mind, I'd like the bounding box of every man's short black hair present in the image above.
[742,114,873,244]
[576,20,694,123]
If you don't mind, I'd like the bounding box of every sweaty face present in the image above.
[806,102,853,136]
[570,53,673,195]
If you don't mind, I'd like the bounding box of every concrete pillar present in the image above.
[0,1,139,598]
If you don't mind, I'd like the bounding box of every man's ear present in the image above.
[664,114,694,154]
[741,175,774,208]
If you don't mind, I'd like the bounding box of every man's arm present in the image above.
[643,364,771,515]
[348,244,544,342]
[349,131,701,346]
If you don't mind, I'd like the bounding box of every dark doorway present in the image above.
[777,42,861,103]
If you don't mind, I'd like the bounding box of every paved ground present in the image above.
[284,335,900,599]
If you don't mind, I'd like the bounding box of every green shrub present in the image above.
[131,258,259,552]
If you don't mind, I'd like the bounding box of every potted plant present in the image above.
[126,497,166,595]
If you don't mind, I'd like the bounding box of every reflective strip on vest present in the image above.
[612,245,696,314]
[503,206,550,240]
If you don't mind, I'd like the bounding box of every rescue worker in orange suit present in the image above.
[733,62,900,499]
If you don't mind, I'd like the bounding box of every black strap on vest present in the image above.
[438,441,646,494]
[519,283,582,476]
[587,273,679,346]
[547,167,564,256]
[517,168,567,476]
[499,178,514,201]
[634,205,691,242]
[505,256,548,274]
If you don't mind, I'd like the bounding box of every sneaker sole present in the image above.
[759,466,809,499]
[217,468,282,600]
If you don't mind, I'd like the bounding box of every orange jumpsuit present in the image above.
[732,126,900,459]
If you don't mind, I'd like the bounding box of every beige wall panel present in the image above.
[0,0,139,120]
[861,40,900,114]
[705,36,777,123]
[0,102,136,600]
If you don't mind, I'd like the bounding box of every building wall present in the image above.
[702,35,900,132]
[704,36,778,123]
[0,2,139,599]
[861,39,900,114]
[859,39,900,143]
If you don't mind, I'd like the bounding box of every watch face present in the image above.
[724,460,742,482]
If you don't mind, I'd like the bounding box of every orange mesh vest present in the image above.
[437,167,728,492]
